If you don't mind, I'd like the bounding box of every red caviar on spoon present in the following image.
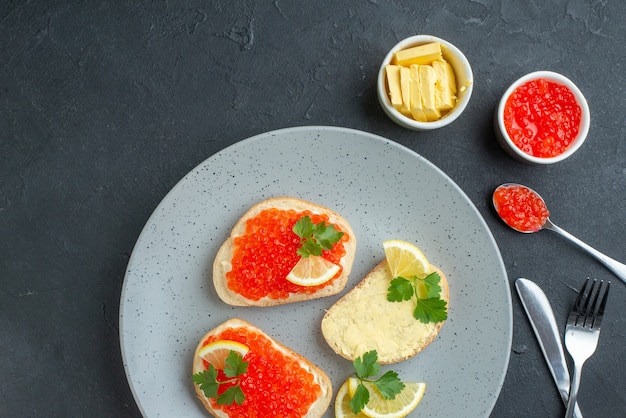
[492,183,549,232]
[492,183,626,284]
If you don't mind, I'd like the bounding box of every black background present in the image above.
[2,1,625,417]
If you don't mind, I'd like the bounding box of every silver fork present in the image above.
[564,279,610,418]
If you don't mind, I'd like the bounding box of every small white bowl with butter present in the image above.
[377,35,474,131]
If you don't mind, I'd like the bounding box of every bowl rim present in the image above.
[496,70,590,164]
[377,34,474,131]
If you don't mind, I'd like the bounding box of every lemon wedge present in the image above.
[286,256,340,286]
[335,379,369,418]
[197,340,249,369]
[347,377,426,418]
[382,239,430,279]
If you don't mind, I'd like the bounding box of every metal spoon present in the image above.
[493,183,626,285]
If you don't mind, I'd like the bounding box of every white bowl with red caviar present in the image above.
[377,34,474,131]
[495,70,590,164]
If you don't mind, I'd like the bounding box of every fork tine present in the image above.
[592,281,610,329]
[585,280,604,327]
[569,279,592,326]
[580,279,596,321]
[568,279,585,324]
[573,279,589,311]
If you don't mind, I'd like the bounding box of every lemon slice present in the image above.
[286,256,340,286]
[335,379,369,418]
[382,240,430,279]
[347,378,426,418]
[197,340,249,369]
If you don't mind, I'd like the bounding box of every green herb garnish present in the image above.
[293,215,344,258]
[350,350,405,414]
[192,350,248,406]
[387,271,448,324]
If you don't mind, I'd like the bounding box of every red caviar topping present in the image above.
[493,185,549,232]
[227,208,348,300]
[202,327,322,417]
[503,78,581,158]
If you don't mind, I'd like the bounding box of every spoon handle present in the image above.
[545,220,626,285]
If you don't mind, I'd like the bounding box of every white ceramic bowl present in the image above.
[494,71,590,164]
[377,35,474,131]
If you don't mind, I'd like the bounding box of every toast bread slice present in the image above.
[192,318,332,417]
[321,260,449,364]
[213,197,356,306]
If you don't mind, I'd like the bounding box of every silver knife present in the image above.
[515,278,583,418]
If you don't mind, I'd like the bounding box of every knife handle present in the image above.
[515,278,584,418]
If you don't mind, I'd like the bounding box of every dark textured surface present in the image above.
[1,1,625,417]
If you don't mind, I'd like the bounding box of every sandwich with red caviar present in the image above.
[192,318,332,417]
[213,197,356,306]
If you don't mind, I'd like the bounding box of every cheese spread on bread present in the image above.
[321,261,448,364]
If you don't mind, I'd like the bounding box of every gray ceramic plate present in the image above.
[120,126,512,417]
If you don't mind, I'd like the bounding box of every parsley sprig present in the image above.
[350,350,405,414]
[387,271,448,323]
[292,215,344,258]
[192,350,249,406]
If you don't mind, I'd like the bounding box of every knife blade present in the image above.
[515,278,583,418]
